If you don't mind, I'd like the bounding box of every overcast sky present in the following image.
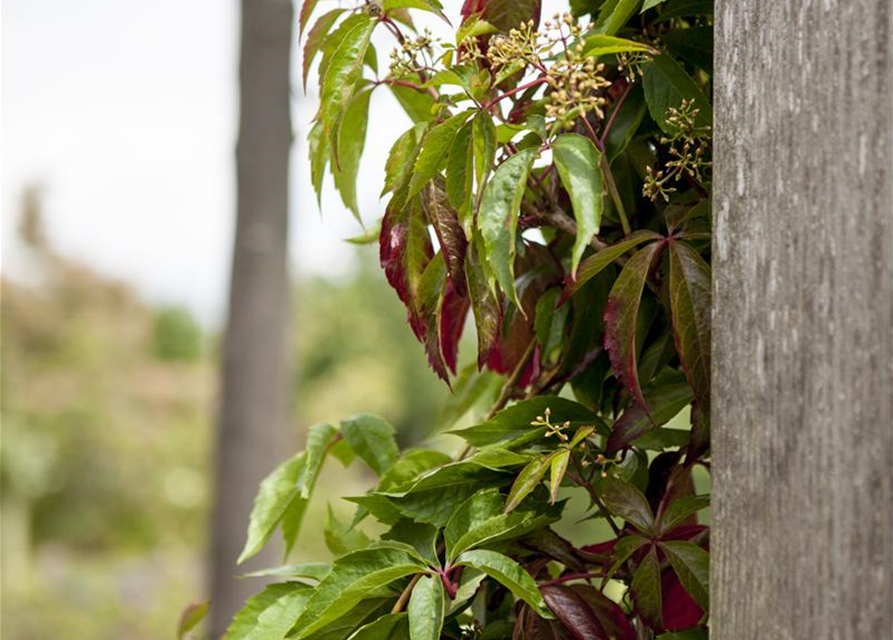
[2,0,568,326]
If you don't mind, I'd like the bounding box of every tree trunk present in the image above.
[713,2,892,639]
[209,0,294,635]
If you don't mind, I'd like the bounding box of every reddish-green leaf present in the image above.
[380,197,433,316]
[658,495,709,535]
[564,231,661,295]
[541,584,609,640]
[302,9,344,91]
[422,179,467,295]
[299,0,321,38]
[606,370,692,452]
[630,546,663,630]
[596,476,654,534]
[604,241,664,411]
[603,534,649,583]
[667,240,711,456]
[439,279,471,375]
[465,241,503,368]
[463,0,542,32]
[572,585,637,640]
[177,601,209,640]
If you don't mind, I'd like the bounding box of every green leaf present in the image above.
[239,453,307,564]
[384,124,425,197]
[348,613,409,640]
[455,549,551,618]
[333,87,372,219]
[383,0,449,23]
[595,0,642,36]
[479,148,538,308]
[177,601,209,640]
[582,33,656,57]
[408,575,445,640]
[228,583,313,640]
[472,111,498,190]
[630,546,662,629]
[605,85,647,162]
[552,133,606,276]
[569,425,594,448]
[301,424,338,500]
[340,414,400,477]
[293,547,426,639]
[656,631,708,640]
[604,241,664,411]
[505,455,552,513]
[303,9,345,91]
[603,534,649,583]
[534,288,568,363]
[641,0,667,11]
[378,450,454,493]
[243,562,332,581]
[642,54,712,134]
[446,120,475,232]
[325,504,371,556]
[661,26,713,72]
[631,427,690,450]
[389,84,436,123]
[549,449,571,504]
[309,120,329,206]
[444,488,503,557]
[318,15,375,144]
[668,240,711,455]
[659,495,709,534]
[382,520,440,566]
[408,111,472,199]
[450,396,598,447]
[595,476,654,533]
[651,0,713,23]
[565,230,661,294]
[660,540,709,611]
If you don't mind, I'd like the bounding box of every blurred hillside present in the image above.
[0,206,449,639]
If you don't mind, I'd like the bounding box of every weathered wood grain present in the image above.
[713,1,893,638]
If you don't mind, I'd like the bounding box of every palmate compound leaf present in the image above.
[604,240,665,412]
[408,575,445,640]
[291,546,427,639]
[551,133,605,277]
[454,549,551,618]
[564,230,663,296]
[667,240,712,457]
[479,147,539,310]
[606,369,692,453]
[408,111,473,200]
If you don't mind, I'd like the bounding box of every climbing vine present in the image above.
[199,0,714,638]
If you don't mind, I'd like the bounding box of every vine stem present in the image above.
[391,574,421,614]
[598,80,634,149]
[484,76,548,110]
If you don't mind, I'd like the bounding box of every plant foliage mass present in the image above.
[221,0,714,638]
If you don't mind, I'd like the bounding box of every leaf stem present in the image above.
[484,76,548,110]
[598,80,634,149]
[391,573,422,614]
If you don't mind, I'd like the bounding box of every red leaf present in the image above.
[661,568,703,631]
[541,584,609,640]
[465,243,503,369]
[604,241,664,411]
[571,585,637,640]
[439,279,471,374]
[422,179,467,296]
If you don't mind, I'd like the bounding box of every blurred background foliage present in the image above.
[0,209,448,639]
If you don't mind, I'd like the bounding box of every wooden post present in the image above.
[209,0,294,635]
[713,1,892,638]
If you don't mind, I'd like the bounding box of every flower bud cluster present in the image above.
[644,99,712,201]
[388,28,436,77]
[545,44,611,129]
